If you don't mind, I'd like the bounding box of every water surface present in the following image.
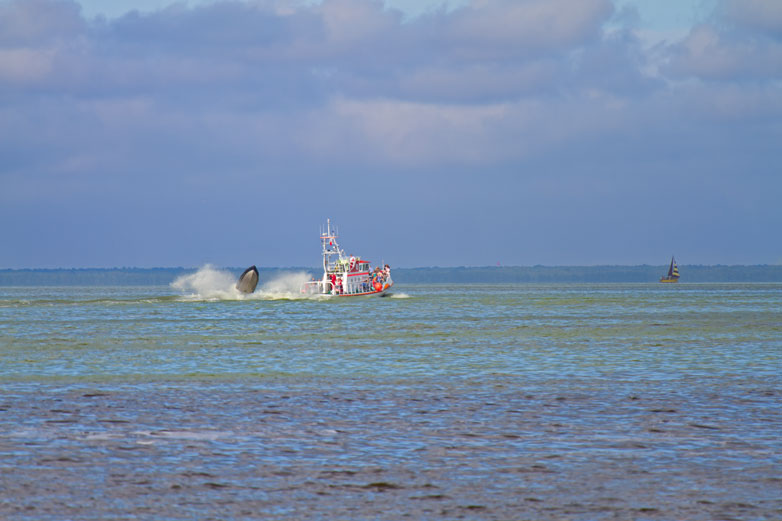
[1,283,780,519]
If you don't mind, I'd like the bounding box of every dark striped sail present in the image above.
[661,256,680,283]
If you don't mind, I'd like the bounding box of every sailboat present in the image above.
[660,256,680,283]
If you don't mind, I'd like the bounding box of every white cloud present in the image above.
[0,47,54,83]
[1,0,777,169]
[1,0,781,267]
[665,23,782,81]
[319,0,401,45]
[0,0,84,45]
[722,0,782,36]
[445,0,613,52]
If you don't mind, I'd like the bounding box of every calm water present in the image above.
[1,282,781,520]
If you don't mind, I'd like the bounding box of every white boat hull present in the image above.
[302,279,393,298]
[301,219,394,299]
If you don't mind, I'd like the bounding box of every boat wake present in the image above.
[171,265,318,301]
[257,271,319,300]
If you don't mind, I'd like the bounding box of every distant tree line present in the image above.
[2,265,782,286]
[393,265,782,283]
[0,267,313,286]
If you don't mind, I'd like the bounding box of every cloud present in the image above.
[721,0,782,37]
[0,0,780,267]
[661,0,782,82]
[0,47,55,83]
[0,0,628,169]
[320,0,402,46]
[0,0,84,46]
[442,0,613,54]
[665,23,782,81]
[0,0,619,97]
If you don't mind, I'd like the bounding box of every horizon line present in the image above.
[3,263,782,271]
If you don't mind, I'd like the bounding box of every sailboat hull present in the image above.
[659,277,679,283]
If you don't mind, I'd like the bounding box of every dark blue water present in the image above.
[1,282,781,519]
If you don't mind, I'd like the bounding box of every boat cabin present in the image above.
[301,219,393,297]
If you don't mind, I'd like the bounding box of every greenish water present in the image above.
[1,283,781,519]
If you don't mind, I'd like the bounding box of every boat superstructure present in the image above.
[660,256,680,283]
[302,219,393,297]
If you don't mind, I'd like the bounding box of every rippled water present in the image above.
[1,283,781,519]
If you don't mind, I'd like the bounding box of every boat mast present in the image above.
[320,218,344,279]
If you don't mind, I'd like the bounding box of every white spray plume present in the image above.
[171,265,317,301]
[257,271,313,299]
[171,265,243,300]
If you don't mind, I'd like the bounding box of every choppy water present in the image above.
[1,281,781,520]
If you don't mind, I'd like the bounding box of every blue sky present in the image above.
[1,0,780,268]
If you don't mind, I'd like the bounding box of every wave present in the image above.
[170,265,318,301]
[170,265,241,300]
[256,271,319,300]
[171,265,408,301]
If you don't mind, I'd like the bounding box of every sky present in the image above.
[1,0,780,268]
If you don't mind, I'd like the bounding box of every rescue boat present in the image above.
[301,219,393,297]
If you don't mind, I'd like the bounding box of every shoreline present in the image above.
[2,265,782,285]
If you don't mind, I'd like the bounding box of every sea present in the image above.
[1,269,781,520]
